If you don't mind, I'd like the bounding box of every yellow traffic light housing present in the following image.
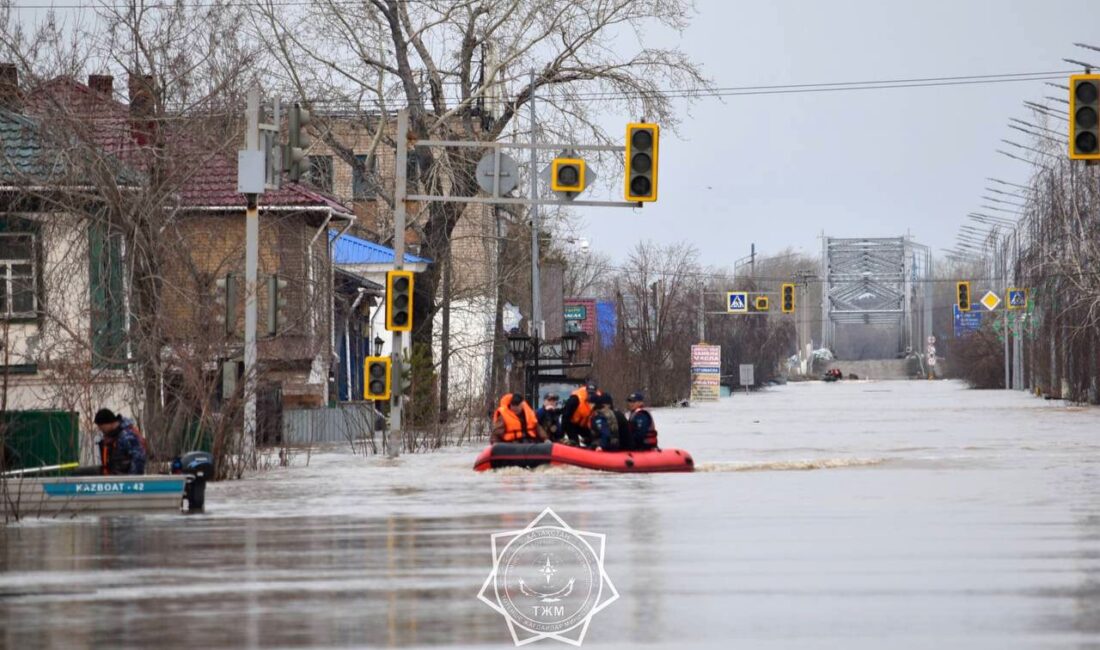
[625,123,659,202]
[386,270,414,332]
[957,281,972,312]
[364,356,391,401]
[551,158,585,192]
[1070,74,1100,160]
[755,296,769,312]
[781,283,795,313]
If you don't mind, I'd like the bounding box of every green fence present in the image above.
[0,411,79,471]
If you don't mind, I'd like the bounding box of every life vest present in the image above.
[569,387,595,427]
[631,407,659,450]
[493,395,540,442]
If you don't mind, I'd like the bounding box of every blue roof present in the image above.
[330,231,431,265]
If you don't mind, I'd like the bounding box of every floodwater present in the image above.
[2,380,1100,649]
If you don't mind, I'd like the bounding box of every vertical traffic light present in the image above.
[956,281,971,312]
[781,283,795,313]
[1070,74,1100,160]
[364,356,391,400]
[624,123,659,202]
[386,270,414,332]
[285,103,312,181]
[551,158,585,193]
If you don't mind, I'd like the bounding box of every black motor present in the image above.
[171,451,214,511]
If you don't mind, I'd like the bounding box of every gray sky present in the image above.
[576,0,1099,267]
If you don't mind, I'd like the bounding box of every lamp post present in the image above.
[373,336,385,357]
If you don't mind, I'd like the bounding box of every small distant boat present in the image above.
[474,442,695,473]
[1,475,189,515]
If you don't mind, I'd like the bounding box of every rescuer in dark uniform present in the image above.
[626,392,659,451]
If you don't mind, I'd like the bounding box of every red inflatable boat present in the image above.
[473,442,694,473]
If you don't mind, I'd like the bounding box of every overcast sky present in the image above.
[575,0,1099,267]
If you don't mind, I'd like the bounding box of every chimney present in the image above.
[88,74,114,99]
[0,63,21,111]
[127,72,156,145]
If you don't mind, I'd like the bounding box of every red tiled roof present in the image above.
[25,77,351,214]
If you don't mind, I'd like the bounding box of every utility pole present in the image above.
[389,108,410,458]
[241,88,260,460]
[698,283,706,342]
[528,70,543,341]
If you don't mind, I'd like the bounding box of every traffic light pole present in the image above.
[529,70,543,342]
[389,108,410,458]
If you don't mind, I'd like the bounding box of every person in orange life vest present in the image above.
[560,382,599,446]
[491,393,547,444]
[93,408,148,475]
[626,392,659,451]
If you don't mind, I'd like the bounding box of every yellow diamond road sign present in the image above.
[980,291,1001,311]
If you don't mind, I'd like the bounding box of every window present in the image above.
[89,223,127,368]
[0,232,37,319]
[306,155,334,193]
[352,154,377,200]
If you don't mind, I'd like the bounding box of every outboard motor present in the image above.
[171,451,214,511]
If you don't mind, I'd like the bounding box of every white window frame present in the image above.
[0,231,37,319]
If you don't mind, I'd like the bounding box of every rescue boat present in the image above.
[473,442,694,473]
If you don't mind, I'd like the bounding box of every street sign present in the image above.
[1006,288,1027,310]
[564,305,587,321]
[690,344,721,402]
[926,345,936,357]
[476,152,520,195]
[928,355,937,366]
[927,335,936,345]
[980,291,1001,311]
[953,304,982,337]
[739,364,755,387]
[726,291,748,313]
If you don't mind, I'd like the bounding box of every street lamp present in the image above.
[506,330,532,361]
[561,331,580,359]
[373,335,385,356]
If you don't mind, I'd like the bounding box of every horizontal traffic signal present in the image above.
[364,356,391,401]
[550,158,585,193]
[1070,74,1100,160]
[386,270,414,332]
[957,281,971,312]
[625,123,659,202]
[781,283,795,313]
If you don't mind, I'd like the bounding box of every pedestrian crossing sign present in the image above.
[727,291,748,313]
[1007,288,1027,310]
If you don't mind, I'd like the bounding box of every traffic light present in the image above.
[781,283,795,313]
[266,274,288,336]
[285,103,312,181]
[364,356,391,401]
[386,270,414,332]
[957,281,971,312]
[215,273,237,336]
[1070,74,1100,160]
[754,296,769,312]
[550,157,585,193]
[624,123,659,202]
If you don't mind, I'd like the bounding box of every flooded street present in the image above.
[3,380,1100,649]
